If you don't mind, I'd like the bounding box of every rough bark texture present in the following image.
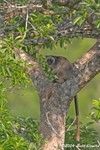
[13,41,100,149]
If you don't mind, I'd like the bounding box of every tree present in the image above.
[0,0,100,149]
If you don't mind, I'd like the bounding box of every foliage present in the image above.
[0,83,28,150]
[73,0,100,27]
[0,0,99,50]
[65,117,98,147]
[0,37,29,86]
[89,98,100,122]
[0,106,44,150]
[0,83,44,150]
[12,117,45,150]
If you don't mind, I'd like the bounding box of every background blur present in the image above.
[5,38,100,134]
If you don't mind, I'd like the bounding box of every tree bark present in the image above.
[13,41,100,149]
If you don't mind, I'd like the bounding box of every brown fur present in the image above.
[46,56,73,82]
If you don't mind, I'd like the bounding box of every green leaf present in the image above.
[1,66,6,76]
[6,67,11,77]
[73,16,85,26]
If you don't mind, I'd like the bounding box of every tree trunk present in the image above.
[39,83,68,150]
[40,105,66,149]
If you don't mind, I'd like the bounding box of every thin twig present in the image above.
[25,7,29,30]
[28,21,37,30]
[4,0,11,5]
[65,117,76,132]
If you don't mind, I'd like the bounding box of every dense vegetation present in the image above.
[0,0,100,149]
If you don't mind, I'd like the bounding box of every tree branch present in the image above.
[0,1,100,43]
[74,41,100,90]
[52,0,82,7]
[13,41,100,102]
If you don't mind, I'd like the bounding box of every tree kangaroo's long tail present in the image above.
[74,95,80,141]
